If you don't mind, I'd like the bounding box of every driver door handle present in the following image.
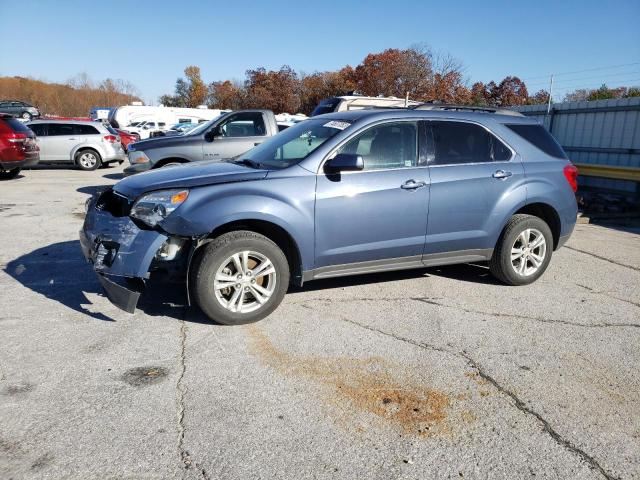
[401,179,427,190]
[492,170,513,179]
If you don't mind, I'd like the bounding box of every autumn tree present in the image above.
[527,89,550,105]
[208,80,245,109]
[488,76,529,106]
[299,67,357,114]
[160,66,208,107]
[244,66,300,113]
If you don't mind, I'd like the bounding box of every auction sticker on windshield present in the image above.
[323,121,351,130]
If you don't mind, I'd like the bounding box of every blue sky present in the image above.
[1,0,639,104]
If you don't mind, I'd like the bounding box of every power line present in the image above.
[519,62,640,82]
[552,78,640,93]
[526,70,640,88]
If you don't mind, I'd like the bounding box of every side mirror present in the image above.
[325,153,364,172]
[204,126,221,142]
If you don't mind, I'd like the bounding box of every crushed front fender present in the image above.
[79,192,168,312]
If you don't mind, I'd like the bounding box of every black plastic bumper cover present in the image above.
[96,273,142,314]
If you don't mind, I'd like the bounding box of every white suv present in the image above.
[27,120,126,170]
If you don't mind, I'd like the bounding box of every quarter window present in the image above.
[338,122,418,171]
[430,121,511,165]
[75,124,100,135]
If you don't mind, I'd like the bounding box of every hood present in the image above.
[127,134,190,151]
[114,160,268,199]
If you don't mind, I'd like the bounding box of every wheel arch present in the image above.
[193,218,304,287]
[153,157,190,168]
[513,202,561,249]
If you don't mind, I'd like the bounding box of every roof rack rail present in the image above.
[411,103,524,117]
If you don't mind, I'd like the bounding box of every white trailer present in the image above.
[108,104,229,131]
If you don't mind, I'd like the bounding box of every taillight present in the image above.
[103,135,117,143]
[563,164,578,193]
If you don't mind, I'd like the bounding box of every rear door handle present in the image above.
[492,170,512,179]
[401,179,427,190]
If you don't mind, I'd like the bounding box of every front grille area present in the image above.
[95,188,132,217]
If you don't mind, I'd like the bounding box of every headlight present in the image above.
[128,150,148,164]
[130,189,189,227]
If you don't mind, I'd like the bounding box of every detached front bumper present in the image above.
[80,194,168,313]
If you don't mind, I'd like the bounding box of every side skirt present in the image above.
[302,249,493,283]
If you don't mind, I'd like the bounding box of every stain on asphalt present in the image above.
[2,382,34,396]
[247,326,454,437]
[121,366,169,387]
[31,452,54,471]
[0,203,15,212]
[72,212,86,220]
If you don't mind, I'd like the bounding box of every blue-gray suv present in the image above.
[80,107,578,325]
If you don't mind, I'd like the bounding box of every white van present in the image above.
[310,95,422,116]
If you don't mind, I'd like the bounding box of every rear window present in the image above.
[3,117,32,133]
[505,124,567,159]
[311,98,341,117]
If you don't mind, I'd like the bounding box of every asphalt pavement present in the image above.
[1,164,638,479]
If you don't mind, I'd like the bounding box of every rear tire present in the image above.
[0,168,21,180]
[191,231,290,325]
[75,150,102,171]
[489,214,553,286]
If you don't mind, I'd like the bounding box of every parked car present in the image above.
[122,120,169,139]
[0,114,39,179]
[0,100,41,121]
[310,95,422,116]
[116,129,140,152]
[27,120,126,170]
[80,106,578,325]
[124,110,279,175]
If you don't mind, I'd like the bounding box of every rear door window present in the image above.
[505,124,567,159]
[48,124,75,136]
[28,123,47,136]
[429,121,512,165]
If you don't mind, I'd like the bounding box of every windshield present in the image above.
[128,121,142,127]
[237,118,351,169]
[185,115,221,136]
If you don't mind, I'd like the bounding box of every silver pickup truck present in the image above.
[124,110,279,175]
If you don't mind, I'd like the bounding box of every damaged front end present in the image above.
[79,188,190,313]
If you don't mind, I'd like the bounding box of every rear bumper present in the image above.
[0,154,39,170]
[80,194,168,312]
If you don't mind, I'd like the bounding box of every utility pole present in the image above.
[546,74,554,114]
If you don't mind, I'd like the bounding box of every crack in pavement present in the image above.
[574,283,640,309]
[565,246,640,272]
[335,314,620,480]
[176,310,210,480]
[289,296,640,329]
[411,297,640,329]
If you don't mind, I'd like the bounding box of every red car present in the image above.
[116,129,139,151]
[0,114,39,179]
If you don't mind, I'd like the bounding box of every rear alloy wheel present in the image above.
[21,112,32,121]
[191,231,289,325]
[0,168,21,180]
[489,214,553,285]
[75,150,102,171]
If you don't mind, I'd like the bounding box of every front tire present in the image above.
[0,167,21,180]
[191,231,290,325]
[75,150,102,171]
[489,214,553,286]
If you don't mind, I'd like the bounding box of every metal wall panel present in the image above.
[514,98,640,193]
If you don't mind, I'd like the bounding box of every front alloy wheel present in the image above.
[214,250,277,313]
[191,231,290,325]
